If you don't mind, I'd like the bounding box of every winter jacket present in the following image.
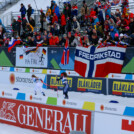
[46,8,51,16]
[72,5,78,16]
[61,14,66,26]
[81,7,85,16]
[27,6,32,16]
[20,6,26,15]
[110,28,119,40]
[52,15,58,24]
[72,21,80,31]
[54,6,60,17]
[29,19,35,27]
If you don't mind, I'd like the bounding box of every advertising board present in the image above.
[47,75,107,94]
[16,47,48,68]
[108,79,134,97]
[0,71,47,89]
[94,112,134,134]
[48,47,75,70]
[0,98,92,134]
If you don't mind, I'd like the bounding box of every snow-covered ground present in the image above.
[0,83,134,107]
[0,123,47,134]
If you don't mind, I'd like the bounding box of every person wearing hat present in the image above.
[40,9,46,32]
[129,17,134,34]
[27,4,32,22]
[110,25,119,40]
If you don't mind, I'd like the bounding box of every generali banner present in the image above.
[0,98,92,134]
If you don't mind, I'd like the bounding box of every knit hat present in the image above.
[115,33,119,37]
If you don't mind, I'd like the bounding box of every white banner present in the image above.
[16,47,48,68]
[0,71,46,88]
[94,112,134,134]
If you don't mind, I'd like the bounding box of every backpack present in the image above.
[31,9,34,14]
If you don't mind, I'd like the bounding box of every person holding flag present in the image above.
[56,72,69,99]
[31,74,45,96]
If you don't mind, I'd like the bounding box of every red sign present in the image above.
[122,119,134,132]
[0,98,92,134]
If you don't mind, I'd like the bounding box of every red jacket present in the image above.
[52,15,58,24]
[61,14,66,26]
[49,36,59,46]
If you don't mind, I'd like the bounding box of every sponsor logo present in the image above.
[100,105,117,112]
[77,78,102,90]
[0,98,92,134]
[1,91,13,97]
[62,100,77,106]
[0,101,16,122]
[29,95,42,101]
[50,76,72,87]
[112,81,134,94]
[10,73,15,84]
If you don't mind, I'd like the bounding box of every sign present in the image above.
[75,45,126,77]
[47,75,107,94]
[122,47,134,73]
[48,47,75,70]
[16,47,48,68]
[0,47,15,67]
[109,79,134,97]
[0,98,92,134]
[0,71,47,89]
[94,112,134,134]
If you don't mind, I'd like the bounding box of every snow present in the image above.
[0,123,47,134]
[0,83,134,107]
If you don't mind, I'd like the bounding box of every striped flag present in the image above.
[8,38,21,52]
[61,39,69,65]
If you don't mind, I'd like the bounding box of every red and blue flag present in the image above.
[61,39,69,65]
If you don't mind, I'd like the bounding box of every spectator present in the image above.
[72,17,80,33]
[29,17,35,27]
[40,9,46,32]
[27,4,32,22]
[20,3,26,19]
[54,22,60,36]
[17,16,22,36]
[60,13,66,34]
[72,33,82,46]
[43,17,48,31]
[66,17,72,33]
[54,4,60,17]
[12,19,19,37]
[46,6,51,17]
[52,13,58,24]
[129,17,134,34]
[72,4,78,17]
[22,17,27,32]
[110,26,119,40]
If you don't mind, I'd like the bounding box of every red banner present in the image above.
[0,98,92,134]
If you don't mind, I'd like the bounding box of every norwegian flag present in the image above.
[61,39,69,65]
[74,45,126,78]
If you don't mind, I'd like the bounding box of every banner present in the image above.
[108,79,134,97]
[48,47,75,70]
[0,71,47,89]
[94,112,134,134]
[47,75,106,94]
[75,45,126,77]
[0,47,15,67]
[122,47,134,73]
[16,47,48,68]
[0,98,92,134]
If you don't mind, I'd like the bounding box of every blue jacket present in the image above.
[110,28,119,40]
[93,18,99,26]
[54,6,60,17]
[20,6,26,15]
[105,8,111,18]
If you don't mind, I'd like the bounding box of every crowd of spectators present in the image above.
[0,0,134,47]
